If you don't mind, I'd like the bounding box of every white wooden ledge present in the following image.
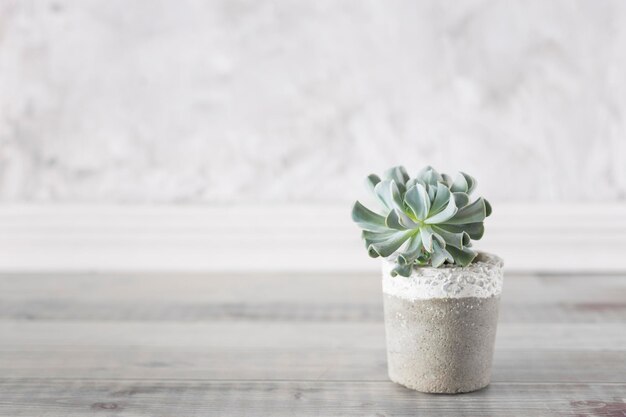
[0,204,625,273]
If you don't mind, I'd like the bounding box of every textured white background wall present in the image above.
[1,0,625,204]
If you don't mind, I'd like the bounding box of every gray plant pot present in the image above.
[382,252,504,394]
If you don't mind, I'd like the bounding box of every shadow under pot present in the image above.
[382,252,504,394]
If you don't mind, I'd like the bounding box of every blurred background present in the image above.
[1,0,625,273]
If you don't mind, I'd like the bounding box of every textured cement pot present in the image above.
[382,252,504,394]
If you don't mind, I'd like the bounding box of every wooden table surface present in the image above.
[1,272,625,416]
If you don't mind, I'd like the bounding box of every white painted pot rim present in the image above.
[382,252,504,301]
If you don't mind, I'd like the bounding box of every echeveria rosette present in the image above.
[351,166,492,277]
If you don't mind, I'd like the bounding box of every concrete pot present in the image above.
[382,252,504,394]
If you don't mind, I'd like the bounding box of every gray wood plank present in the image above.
[2,272,625,416]
[0,272,382,304]
[1,273,625,323]
[2,299,626,322]
[1,348,625,383]
[3,272,626,304]
[2,321,625,351]
[1,379,625,417]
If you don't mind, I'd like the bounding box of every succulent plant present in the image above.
[351,166,491,277]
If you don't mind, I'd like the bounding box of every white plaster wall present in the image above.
[1,0,625,203]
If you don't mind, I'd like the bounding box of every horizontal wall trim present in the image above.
[0,204,625,273]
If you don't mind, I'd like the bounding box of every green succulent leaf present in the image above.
[445,245,478,267]
[383,166,410,187]
[427,184,437,201]
[385,209,405,230]
[405,184,430,220]
[374,180,403,211]
[445,197,488,225]
[461,172,476,194]
[386,209,418,230]
[398,233,423,264]
[365,174,381,192]
[432,231,446,248]
[429,183,451,215]
[390,263,412,277]
[431,225,470,249]
[452,192,469,208]
[450,174,467,193]
[368,230,414,257]
[425,195,457,224]
[436,222,485,240]
[431,240,454,267]
[352,201,387,232]
[362,230,396,247]
[405,178,417,189]
[418,166,443,185]
[362,229,394,240]
[420,226,434,252]
[351,166,491,274]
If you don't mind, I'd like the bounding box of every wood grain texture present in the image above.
[1,272,625,416]
[1,348,625,383]
[1,380,626,417]
[1,272,625,322]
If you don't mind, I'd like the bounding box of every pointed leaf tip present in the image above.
[444,197,488,225]
[446,246,477,266]
[460,172,476,194]
[391,262,412,277]
[374,179,403,211]
[485,199,492,217]
[383,166,409,186]
[352,201,387,232]
[385,209,406,230]
[368,230,413,257]
[365,174,381,192]
[450,172,469,193]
